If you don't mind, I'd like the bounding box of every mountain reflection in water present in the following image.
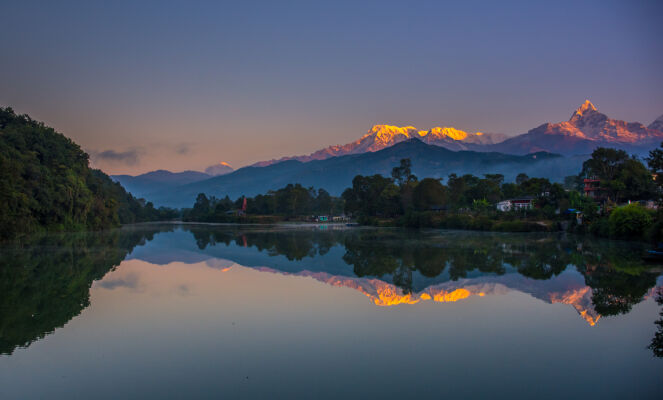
[1,224,661,356]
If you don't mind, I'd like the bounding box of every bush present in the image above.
[608,204,652,240]
[645,211,663,244]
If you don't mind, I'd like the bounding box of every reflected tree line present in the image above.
[0,226,169,355]
[1,225,662,357]
[191,227,662,343]
[189,227,661,314]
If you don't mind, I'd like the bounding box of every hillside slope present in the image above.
[0,107,159,239]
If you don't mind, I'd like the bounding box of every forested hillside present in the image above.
[0,107,173,239]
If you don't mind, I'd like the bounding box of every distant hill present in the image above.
[147,139,587,208]
[113,170,211,200]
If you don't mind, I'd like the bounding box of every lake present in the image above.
[1,224,662,399]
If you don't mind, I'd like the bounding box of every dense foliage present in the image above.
[0,107,177,239]
[580,147,656,202]
[339,148,662,239]
[185,183,344,222]
[180,145,663,240]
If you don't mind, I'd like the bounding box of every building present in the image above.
[512,197,534,210]
[496,197,534,212]
[583,177,602,199]
[496,200,512,212]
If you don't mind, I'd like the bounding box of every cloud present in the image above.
[97,272,141,291]
[175,143,191,155]
[91,148,143,166]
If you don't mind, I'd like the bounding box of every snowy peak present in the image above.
[570,99,598,121]
[422,126,469,141]
[204,162,234,176]
[366,124,418,140]
[494,100,663,155]
[362,125,418,149]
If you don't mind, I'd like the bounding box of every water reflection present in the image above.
[0,228,166,354]
[1,224,661,356]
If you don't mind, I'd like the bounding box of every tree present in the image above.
[580,147,654,202]
[516,173,529,185]
[485,174,505,186]
[391,158,417,187]
[191,193,211,220]
[647,142,663,200]
[314,188,333,214]
[582,148,629,181]
[343,174,395,217]
[413,178,447,211]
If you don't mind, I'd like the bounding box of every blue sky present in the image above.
[1,0,662,174]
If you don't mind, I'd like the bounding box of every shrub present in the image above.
[608,204,652,240]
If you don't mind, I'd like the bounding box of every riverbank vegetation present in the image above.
[341,148,663,242]
[184,145,663,243]
[183,183,344,223]
[0,107,177,239]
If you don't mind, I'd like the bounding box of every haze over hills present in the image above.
[145,139,586,208]
[112,162,234,201]
[112,170,212,201]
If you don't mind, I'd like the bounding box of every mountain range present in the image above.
[491,100,663,155]
[112,101,662,207]
[139,140,585,207]
[251,100,663,165]
[113,163,234,201]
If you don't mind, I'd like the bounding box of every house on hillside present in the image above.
[496,197,534,212]
[583,177,603,199]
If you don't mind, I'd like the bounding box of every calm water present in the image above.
[1,224,662,399]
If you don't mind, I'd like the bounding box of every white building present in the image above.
[496,200,512,212]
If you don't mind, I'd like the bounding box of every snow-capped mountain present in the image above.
[253,124,507,167]
[252,100,662,167]
[491,100,663,155]
[204,161,234,176]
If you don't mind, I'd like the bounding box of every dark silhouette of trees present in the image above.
[0,107,176,239]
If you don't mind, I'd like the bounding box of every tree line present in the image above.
[185,183,344,222]
[185,145,663,242]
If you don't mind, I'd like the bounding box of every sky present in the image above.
[1,0,662,175]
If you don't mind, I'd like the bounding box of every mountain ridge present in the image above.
[252,100,663,165]
[145,139,585,208]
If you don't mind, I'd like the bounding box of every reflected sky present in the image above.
[1,224,662,399]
